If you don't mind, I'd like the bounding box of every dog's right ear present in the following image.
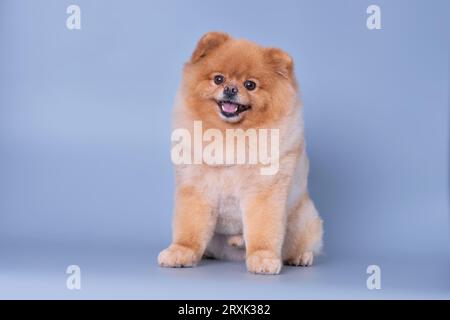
[190,32,230,63]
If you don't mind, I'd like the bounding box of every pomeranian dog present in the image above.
[158,32,323,275]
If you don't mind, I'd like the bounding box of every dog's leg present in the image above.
[283,193,323,267]
[243,189,287,275]
[158,186,216,268]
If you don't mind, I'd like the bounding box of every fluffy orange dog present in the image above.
[158,32,323,275]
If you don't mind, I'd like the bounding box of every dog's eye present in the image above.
[244,80,256,91]
[214,75,225,85]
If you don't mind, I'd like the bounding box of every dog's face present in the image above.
[181,32,298,128]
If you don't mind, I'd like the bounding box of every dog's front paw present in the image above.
[246,250,282,275]
[284,251,314,267]
[158,244,199,268]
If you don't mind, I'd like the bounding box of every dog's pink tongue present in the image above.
[222,102,238,113]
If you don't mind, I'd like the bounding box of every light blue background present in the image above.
[0,0,449,299]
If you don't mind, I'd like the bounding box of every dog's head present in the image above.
[181,32,298,127]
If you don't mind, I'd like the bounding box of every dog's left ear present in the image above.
[264,48,294,79]
[190,32,231,63]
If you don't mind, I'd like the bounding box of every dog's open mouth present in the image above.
[217,100,251,118]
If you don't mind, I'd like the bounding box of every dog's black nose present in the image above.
[224,85,238,97]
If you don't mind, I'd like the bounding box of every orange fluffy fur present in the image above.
[158,32,323,275]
